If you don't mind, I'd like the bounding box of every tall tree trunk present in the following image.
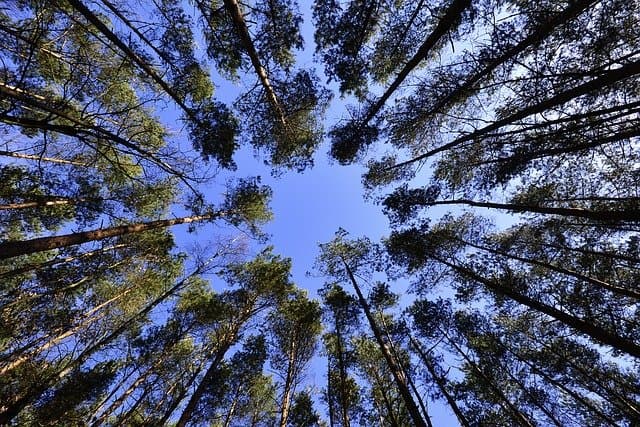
[342,259,427,427]
[422,198,640,222]
[453,235,640,300]
[442,332,535,427]
[326,354,336,427]
[0,150,86,166]
[365,361,399,427]
[0,212,220,260]
[0,269,194,423]
[66,0,196,121]
[420,0,596,120]
[175,339,236,427]
[362,0,472,125]
[220,0,287,126]
[278,335,297,427]
[432,254,640,358]
[0,197,97,211]
[391,57,640,170]
[409,335,470,427]
[0,243,128,279]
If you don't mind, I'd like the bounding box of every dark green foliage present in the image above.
[288,391,321,427]
[189,101,239,169]
[329,120,380,165]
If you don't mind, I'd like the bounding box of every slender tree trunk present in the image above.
[432,254,640,358]
[490,334,621,425]
[0,243,128,280]
[0,150,86,166]
[156,358,208,425]
[326,354,336,427]
[278,336,297,427]
[362,0,472,125]
[419,0,595,120]
[175,340,236,427]
[423,198,640,222]
[89,365,139,424]
[454,236,640,300]
[334,326,350,427]
[410,335,471,427]
[0,86,189,184]
[0,197,97,211]
[222,385,242,427]
[118,386,152,424]
[66,0,196,121]
[220,0,287,126]
[443,332,535,427]
[342,259,427,427]
[0,212,220,260]
[0,270,194,423]
[407,372,432,427]
[391,57,640,170]
[366,362,399,427]
[90,360,160,427]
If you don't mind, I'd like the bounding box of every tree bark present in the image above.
[220,0,287,127]
[342,259,428,427]
[0,212,219,260]
[432,254,640,358]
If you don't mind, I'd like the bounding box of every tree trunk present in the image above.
[0,270,193,423]
[363,0,472,125]
[220,0,287,127]
[66,0,196,121]
[0,243,128,279]
[454,235,640,300]
[0,212,219,260]
[410,335,471,427]
[433,254,640,358]
[391,57,640,170]
[0,197,97,211]
[420,0,595,120]
[278,335,297,427]
[0,150,86,166]
[175,340,236,427]
[342,259,427,427]
[423,198,640,222]
[443,332,535,427]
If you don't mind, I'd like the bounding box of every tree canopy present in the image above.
[1,0,639,425]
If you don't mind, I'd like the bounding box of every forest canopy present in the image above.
[1,0,639,425]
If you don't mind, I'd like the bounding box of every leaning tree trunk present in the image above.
[342,259,428,427]
[0,212,220,260]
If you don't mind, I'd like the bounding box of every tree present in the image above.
[320,283,362,427]
[268,291,322,427]
[317,231,428,427]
